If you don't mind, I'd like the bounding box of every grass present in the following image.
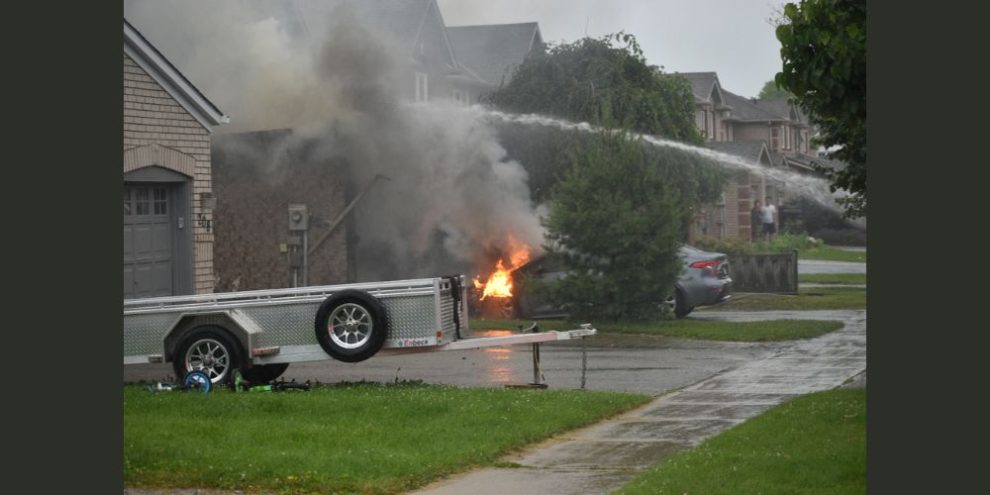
[698,287,866,311]
[615,388,866,495]
[472,318,844,342]
[124,383,649,494]
[694,234,866,262]
[799,244,866,262]
[799,273,867,285]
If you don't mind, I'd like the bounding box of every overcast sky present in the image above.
[438,0,786,98]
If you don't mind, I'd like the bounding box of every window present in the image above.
[153,187,168,215]
[770,126,780,151]
[415,72,429,103]
[451,89,468,106]
[126,186,167,216]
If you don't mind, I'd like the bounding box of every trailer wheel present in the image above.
[240,363,290,384]
[172,327,242,385]
[314,290,388,363]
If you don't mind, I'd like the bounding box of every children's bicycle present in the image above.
[145,370,212,393]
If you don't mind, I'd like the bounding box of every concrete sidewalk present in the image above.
[410,310,866,495]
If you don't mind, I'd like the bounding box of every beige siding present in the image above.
[123,53,216,294]
[732,123,771,142]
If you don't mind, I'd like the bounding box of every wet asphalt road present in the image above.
[124,329,777,396]
[798,259,866,274]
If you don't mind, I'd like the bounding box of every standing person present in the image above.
[761,198,778,242]
[751,200,762,242]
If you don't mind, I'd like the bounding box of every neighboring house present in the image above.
[703,141,775,240]
[123,19,229,299]
[679,72,733,143]
[676,71,821,242]
[446,22,546,102]
[282,0,467,104]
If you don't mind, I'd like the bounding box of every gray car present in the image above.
[514,245,732,319]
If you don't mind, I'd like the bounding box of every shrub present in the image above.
[543,130,700,321]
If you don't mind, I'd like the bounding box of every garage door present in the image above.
[123,184,173,298]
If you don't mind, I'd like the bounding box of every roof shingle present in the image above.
[446,23,542,86]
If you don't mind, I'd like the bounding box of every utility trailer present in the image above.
[124,275,595,384]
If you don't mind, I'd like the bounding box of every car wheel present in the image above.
[314,290,388,363]
[674,290,691,318]
[173,326,242,385]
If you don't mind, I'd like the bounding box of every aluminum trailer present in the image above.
[124,275,595,384]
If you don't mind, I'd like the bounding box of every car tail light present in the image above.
[689,260,720,276]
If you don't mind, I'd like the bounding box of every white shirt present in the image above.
[761,204,777,224]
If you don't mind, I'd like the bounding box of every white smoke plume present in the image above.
[125,0,545,281]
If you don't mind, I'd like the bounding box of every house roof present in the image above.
[446,22,543,87]
[123,18,229,130]
[705,140,773,166]
[673,72,727,106]
[288,0,456,67]
[752,97,810,126]
[770,151,845,176]
[720,88,784,122]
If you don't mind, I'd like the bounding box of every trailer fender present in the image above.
[314,290,389,363]
[163,312,253,365]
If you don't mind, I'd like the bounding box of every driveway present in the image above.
[124,329,778,397]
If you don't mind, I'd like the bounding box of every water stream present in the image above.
[477,107,845,212]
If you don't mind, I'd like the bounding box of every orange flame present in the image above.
[473,243,532,300]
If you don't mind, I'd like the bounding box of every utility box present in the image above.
[287,204,308,231]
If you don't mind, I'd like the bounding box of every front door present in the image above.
[123,184,174,298]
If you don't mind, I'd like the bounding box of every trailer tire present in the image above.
[314,290,388,363]
[240,363,290,384]
[172,326,242,386]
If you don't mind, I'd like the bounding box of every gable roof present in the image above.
[446,22,543,87]
[751,97,810,126]
[673,72,727,106]
[705,140,773,166]
[124,18,229,130]
[720,88,784,123]
[288,0,456,67]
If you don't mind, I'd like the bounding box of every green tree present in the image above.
[774,0,866,217]
[489,33,701,143]
[758,79,793,99]
[542,131,703,322]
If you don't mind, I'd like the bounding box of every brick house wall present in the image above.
[735,172,754,240]
[123,53,216,294]
[211,132,349,292]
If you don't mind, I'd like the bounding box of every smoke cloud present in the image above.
[125,0,545,281]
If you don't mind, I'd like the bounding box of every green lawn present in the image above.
[124,383,649,494]
[799,245,866,262]
[698,287,866,311]
[473,318,844,342]
[799,273,867,285]
[616,388,866,495]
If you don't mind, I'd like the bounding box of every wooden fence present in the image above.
[728,250,799,293]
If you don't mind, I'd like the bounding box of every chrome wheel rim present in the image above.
[328,303,373,350]
[184,338,231,384]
